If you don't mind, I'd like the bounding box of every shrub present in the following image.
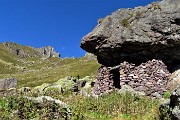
[163,91,171,99]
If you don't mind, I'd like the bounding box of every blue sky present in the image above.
[0,0,157,58]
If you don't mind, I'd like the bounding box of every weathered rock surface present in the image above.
[81,0,180,67]
[118,85,145,96]
[2,42,60,58]
[160,85,180,120]
[0,78,17,91]
[167,69,180,90]
[36,46,60,58]
[33,76,95,95]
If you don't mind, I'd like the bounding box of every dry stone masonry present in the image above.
[92,66,114,95]
[118,59,170,97]
[93,59,171,97]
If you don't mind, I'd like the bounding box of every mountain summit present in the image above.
[2,42,60,58]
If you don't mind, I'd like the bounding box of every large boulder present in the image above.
[80,0,180,67]
[0,78,17,91]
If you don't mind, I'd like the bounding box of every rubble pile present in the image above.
[119,59,170,96]
[92,66,114,95]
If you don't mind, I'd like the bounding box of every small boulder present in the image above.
[0,78,17,91]
[118,85,145,96]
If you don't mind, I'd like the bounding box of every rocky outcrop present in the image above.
[2,42,60,58]
[32,76,95,96]
[160,85,180,120]
[0,78,17,91]
[84,52,97,61]
[35,46,60,58]
[167,69,180,90]
[81,0,180,68]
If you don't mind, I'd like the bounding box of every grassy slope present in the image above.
[15,57,100,87]
[0,43,100,87]
[0,43,162,120]
[0,44,21,74]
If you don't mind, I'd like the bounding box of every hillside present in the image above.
[0,42,100,87]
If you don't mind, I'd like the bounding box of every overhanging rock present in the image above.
[81,0,180,68]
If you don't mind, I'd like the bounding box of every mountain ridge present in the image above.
[0,42,100,87]
[1,42,60,59]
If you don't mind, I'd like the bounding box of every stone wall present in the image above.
[118,59,170,97]
[92,66,114,95]
[93,59,170,97]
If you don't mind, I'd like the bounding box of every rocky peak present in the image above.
[35,46,60,58]
[2,42,60,58]
[80,0,180,68]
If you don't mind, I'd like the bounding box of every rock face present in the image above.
[2,42,60,58]
[33,76,95,96]
[167,69,180,90]
[0,78,17,91]
[160,85,180,120]
[81,0,180,67]
[36,46,60,58]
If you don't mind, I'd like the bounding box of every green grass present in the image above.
[0,42,101,87]
[0,42,163,119]
[163,91,171,99]
[65,91,160,120]
[0,52,100,88]
[15,58,100,87]
[0,91,160,120]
